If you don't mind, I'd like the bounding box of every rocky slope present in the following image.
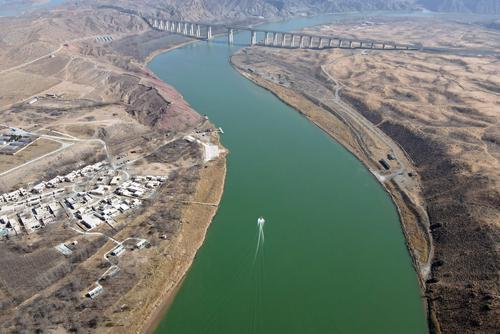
[95,0,500,19]
[89,0,418,21]
[6,0,500,19]
[418,0,500,15]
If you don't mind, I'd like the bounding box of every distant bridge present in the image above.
[145,17,422,51]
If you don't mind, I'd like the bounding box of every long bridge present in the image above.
[145,17,421,51]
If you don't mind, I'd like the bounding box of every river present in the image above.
[149,12,427,334]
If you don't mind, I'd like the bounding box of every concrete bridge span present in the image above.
[145,17,422,51]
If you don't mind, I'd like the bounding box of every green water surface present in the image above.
[149,13,427,334]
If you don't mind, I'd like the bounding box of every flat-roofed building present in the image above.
[81,214,102,230]
[110,244,125,256]
[48,202,63,216]
[87,285,103,299]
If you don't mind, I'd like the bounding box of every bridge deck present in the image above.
[146,17,421,51]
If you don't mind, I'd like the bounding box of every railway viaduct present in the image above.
[145,17,421,51]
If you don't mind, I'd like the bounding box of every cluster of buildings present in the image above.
[115,175,166,198]
[32,161,108,193]
[0,159,168,237]
[0,129,38,155]
[76,195,143,230]
[0,186,66,235]
[76,175,166,230]
[0,201,64,236]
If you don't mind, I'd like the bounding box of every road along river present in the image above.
[149,13,428,334]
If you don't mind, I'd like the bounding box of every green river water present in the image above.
[149,13,427,334]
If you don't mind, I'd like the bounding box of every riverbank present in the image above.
[144,39,200,64]
[230,54,431,275]
[107,39,229,334]
[117,145,227,334]
[230,50,432,315]
[231,16,500,332]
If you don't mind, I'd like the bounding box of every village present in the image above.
[0,116,222,306]
[0,159,167,237]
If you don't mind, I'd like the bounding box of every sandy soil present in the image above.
[231,16,499,334]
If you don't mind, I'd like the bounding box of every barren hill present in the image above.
[86,0,418,21]
[418,0,500,15]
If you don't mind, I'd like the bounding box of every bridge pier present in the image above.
[290,35,295,48]
[273,33,278,46]
[265,32,271,45]
[196,25,201,38]
[207,26,213,40]
[309,36,314,48]
[251,30,257,45]
[228,28,234,44]
[190,23,194,36]
[183,23,188,35]
[281,34,287,47]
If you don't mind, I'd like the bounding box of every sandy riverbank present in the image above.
[97,133,227,334]
[108,39,229,331]
[144,39,200,64]
[230,19,500,331]
[230,54,434,327]
[127,40,229,333]
[133,150,227,334]
[230,54,432,296]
